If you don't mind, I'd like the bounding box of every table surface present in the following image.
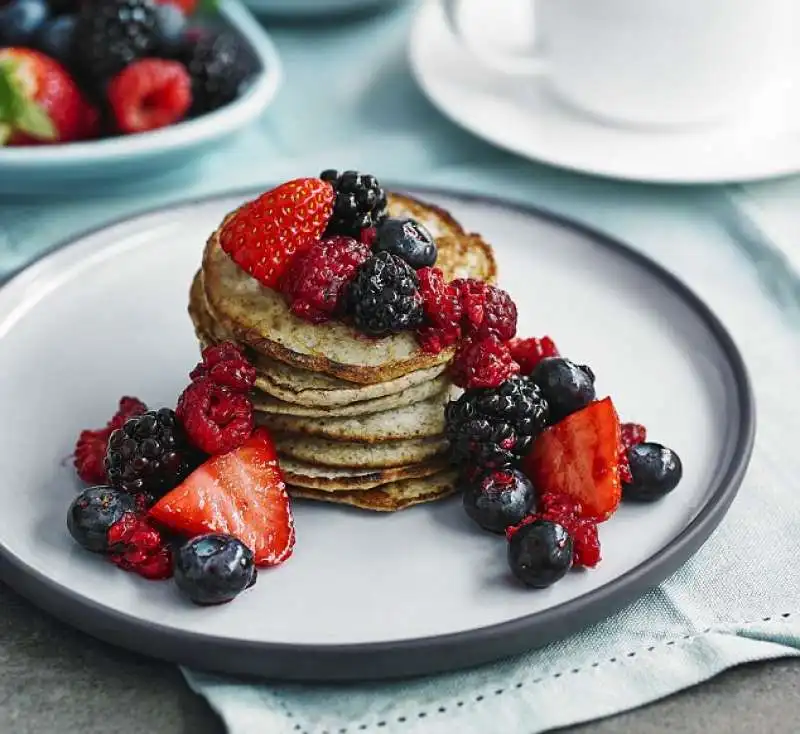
[2,581,799,734]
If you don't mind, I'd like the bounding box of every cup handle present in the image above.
[441,0,545,76]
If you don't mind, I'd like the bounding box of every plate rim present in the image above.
[0,185,756,681]
[408,2,800,185]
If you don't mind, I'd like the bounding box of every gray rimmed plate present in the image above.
[0,187,754,681]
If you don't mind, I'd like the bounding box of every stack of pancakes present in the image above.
[188,192,496,511]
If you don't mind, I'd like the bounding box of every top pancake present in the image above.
[200,192,496,384]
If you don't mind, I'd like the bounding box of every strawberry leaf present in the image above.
[197,0,219,13]
[0,57,57,142]
[16,99,56,140]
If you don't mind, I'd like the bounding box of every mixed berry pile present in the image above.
[448,341,683,589]
[70,341,294,606]
[0,0,254,144]
[66,170,685,605]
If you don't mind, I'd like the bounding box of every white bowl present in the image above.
[0,0,282,195]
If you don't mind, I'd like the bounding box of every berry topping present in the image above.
[507,336,560,375]
[173,534,256,606]
[180,31,253,116]
[623,442,683,502]
[507,492,602,568]
[35,15,77,66]
[524,397,622,520]
[107,512,173,580]
[452,279,517,342]
[415,266,462,354]
[345,251,424,337]
[149,429,295,566]
[319,169,387,238]
[445,375,550,471]
[0,0,48,47]
[189,341,256,393]
[280,236,371,324]
[219,178,335,290]
[507,519,573,589]
[451,335,520,390]
[462,468,535,534]
[621,422,647,449]
[73,0,161,83]
[67,486,137,553]
[176,377,254,456]
[153,3,186,55]
[105,408,201,502]
[0,48,85,145]
[530,357,596,423]
[618,423,647,483]
[108,59,192,134]
[372,217,437,269]
[73,396,148,485]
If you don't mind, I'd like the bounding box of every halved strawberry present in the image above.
[149,428,294,566]
[219,178,335,289]
[523,397,622,520]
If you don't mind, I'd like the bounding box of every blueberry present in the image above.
[623,442,683,502]
[67,486,136,553]
[154,3,186,56]
[507,519,573,589]
[463,468,536,534]
[35,15,76,64]
[0,0,49,45]
[173,534,256,606]
[373,217,437,269]
[530,357,596,423]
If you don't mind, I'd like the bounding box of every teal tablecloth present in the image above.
[3,2,800,732]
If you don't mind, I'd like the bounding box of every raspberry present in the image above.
[74,397,147,484]
[281,236,371,324]
[507,336,560,375]
[108,59,192,134]
[189,341,256,392]
[451,335,520,389]
[415,267,462,354]
[176,377,254,455]
[506,491,602,568]
[621,422,647,449]
[107,513,173,580]
[452,279,517,341]
[619,423,646,483]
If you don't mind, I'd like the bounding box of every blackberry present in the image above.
[445,375,549,470]
[105,408,201,502]
[72,0,160,83]
[345,251,424,337]
[320,169,388,237]
[181,32,253,116]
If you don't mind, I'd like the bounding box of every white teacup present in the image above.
[441,0,797,128]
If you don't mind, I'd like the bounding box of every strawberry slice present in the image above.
[523,397,622,520]
[219,178,335,289]
[149,428,295,566]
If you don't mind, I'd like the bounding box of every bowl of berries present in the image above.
[0,0,281,192]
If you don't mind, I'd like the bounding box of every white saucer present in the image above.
[409,0,800,184]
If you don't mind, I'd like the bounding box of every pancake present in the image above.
[280,457,447,491]
[192,274,451,407]
[252,375,450,418]
[200,192,496,384]
[288,470,459,512]
[258,391,449,443]
[274,435,448,469]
